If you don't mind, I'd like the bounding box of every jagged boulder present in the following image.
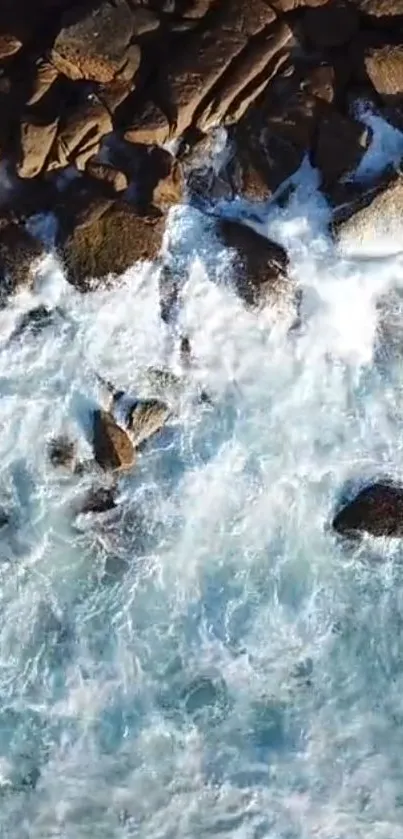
[93,409,135,472]
[333,483,403,537]
[217,218,289,307]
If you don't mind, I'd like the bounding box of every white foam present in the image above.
[0,146,403,838]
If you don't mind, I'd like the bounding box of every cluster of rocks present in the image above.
[1,0,403,537]
[0,0,402,305]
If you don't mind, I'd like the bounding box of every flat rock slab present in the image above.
[52,0,137,83]
[333,483,403,538]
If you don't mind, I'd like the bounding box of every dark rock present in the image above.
[313,106,371,188]
[217,218,289,306]
[10,305,55,340]
[301,2,359,49]
[85,161,128,193]
[78,486,117,515]
[48,435,77,471]
[0,222,45,293]
[92,409,135,472]
[0,33,22,58]
[234,76,319,200]
[333,483,403,537]
[61,201,164,289]
[52,0,138,83]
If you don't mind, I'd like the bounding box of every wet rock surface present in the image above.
[333,483,403,537]
[0,0,401,307]
[92,409,135,472]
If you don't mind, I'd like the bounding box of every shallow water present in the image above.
[1,148,403,838]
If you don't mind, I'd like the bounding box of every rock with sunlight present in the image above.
[92,409,135,472]
[62,202,165,290]
[333,483,403,538]
[334,173,403,252]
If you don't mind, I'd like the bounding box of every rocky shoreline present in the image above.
[0,0,402,290]
[1,0,403,536]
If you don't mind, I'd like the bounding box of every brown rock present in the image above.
[0,33,22,59]
[151,154,184,211]
[0,222,45,293]
[62,202,164,289]
[131,0,277,143]
[302,1,359,48]
[85,161,128,193]
[17,118,59,178]
[131,6,160,34]
[48,435,77,471]
[52,0,138,83]
[196,21,293,131]
[313,106,371,187]
[333,483,403,538]
[93,409,135,472]
[217,219,289,306]
[47,99,112,172]
[364,46,403,100]
[124,101,170,146]
[26,59,59,106]
[306,65,336,104]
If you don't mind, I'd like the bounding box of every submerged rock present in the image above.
[92,409,135,472]
[77,486,117,516]
[48,435,77,472]
[332,482,403,538]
